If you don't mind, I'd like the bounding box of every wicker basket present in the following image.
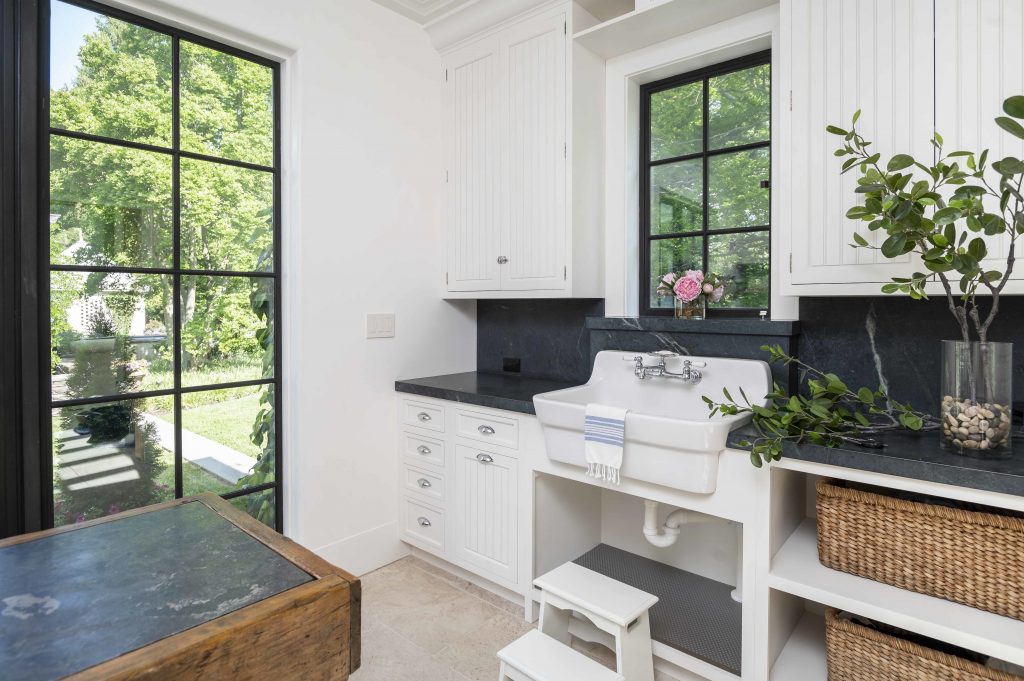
[825,609,1022,681]
[816,478,1024,621]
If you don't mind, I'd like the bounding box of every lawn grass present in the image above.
[180,393,263,459]
[155,449,233,495]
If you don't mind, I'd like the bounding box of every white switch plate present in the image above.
[366,313,396,339]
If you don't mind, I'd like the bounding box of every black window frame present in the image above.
[38,0,284,531]
[639,50,772,318]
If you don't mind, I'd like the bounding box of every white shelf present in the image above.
[769,520,1024,667]
[573,0,776,60]
[770,613,826,681]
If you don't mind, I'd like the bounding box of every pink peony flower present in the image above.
[661,272,678,286]
[702,283,714,294]
[684,270,704,283]
[673,276,702,302]
[710,285,725,302]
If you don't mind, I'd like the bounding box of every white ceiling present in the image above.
[370,0,479,24]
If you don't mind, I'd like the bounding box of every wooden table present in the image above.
[0,494,360,680]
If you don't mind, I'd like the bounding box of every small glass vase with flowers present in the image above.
[656,270,725,320]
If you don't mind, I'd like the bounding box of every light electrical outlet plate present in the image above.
[366,313,396,339]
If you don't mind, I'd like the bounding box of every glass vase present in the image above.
[940,340,1013,457]
[674,297,705,320]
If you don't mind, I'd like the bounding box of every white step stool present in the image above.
[498,629,624,681]
[535,562,658,681]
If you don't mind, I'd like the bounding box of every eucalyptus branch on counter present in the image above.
[703,345,940,468]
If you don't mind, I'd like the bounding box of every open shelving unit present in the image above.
[769,519,1024,668]
[770,612,826,681]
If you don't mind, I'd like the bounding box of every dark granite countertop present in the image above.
[395,371,576,414]
[0,502,312,681]
[728,426,1024,497]
[397,372,1024,497]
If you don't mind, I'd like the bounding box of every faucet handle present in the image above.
[684,359,707,368]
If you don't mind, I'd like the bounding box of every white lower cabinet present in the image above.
[454,445,518,583]
[397,396,522,592]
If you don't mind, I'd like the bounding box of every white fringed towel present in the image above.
[583,403,627,484]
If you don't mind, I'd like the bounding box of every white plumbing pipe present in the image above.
[642,500,714,548]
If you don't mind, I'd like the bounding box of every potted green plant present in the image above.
[826,97,1024,456]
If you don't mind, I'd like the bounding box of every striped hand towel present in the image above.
[584,403,628,484]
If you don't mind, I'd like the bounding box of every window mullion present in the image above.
[171,34,183,500]
[701,77,710,274]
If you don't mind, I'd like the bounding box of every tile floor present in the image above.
[351,555,676,681]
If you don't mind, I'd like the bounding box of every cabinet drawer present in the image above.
[401,432,444,468]
[402,465,444,504]
[402,498,444,553]
[455,409,518,450]
[403,400,444,433]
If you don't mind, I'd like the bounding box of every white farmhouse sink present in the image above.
[533,350,772,494]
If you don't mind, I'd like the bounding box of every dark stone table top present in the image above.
[728,426,1024,497]
[0,502,312,681]
[395,371,576,415]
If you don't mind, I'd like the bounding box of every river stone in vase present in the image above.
[940,340,1013,458]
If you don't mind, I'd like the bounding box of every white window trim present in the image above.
[602,4,798,319]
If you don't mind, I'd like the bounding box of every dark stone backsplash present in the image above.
[477,299,604,384]
[798,297,1024,413]
[476,296,1024,418]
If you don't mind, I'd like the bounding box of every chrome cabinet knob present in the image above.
[417,478,432,489]
[416,445,431,455]
[476,453,494,464]
[497,256,509,264]
[417,412,431,422]
[417,517,431,527]
[478,425,495,435]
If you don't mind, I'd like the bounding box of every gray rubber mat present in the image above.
[573,543,742,676]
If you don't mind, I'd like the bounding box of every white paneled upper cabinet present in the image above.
[935,0,1024,276]
[781,0,934,294]
[442,3,603,298]
[445,39,502,292]
[782,0,1024,295]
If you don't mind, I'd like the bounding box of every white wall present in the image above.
[109,0,477,575]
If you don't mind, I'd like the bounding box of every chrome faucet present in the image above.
[626,352,706,384]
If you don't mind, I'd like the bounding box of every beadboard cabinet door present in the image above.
[454,446,518,583]
[444,39,502,292]
[781,0,935,293]
[498,11,568,291]
[935,0,1024,288]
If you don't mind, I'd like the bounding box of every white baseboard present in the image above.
[313,521,408,576]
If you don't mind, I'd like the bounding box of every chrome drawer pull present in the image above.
[477,425,495,435]
[417,516,431,527]
[476,453,494,464]
[417,478,432,489]
[416,445,432,455]
[417,412,432,422]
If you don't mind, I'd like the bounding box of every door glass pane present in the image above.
[51,272,173,401]
[180,41,274,167]
[180,276,274,388]
[50,0,172,146]
[181,386,275,497]
[50,137,173,269]
[52,398,173,526]
[181,158,274,272]
[649,237,703,310]
[708,148,769,230]
[650,159,702,235]
[708,64,770,150]
[708,231,769,309]
[649,81,702,161]
[230,489,276,528]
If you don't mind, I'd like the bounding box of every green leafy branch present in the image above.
[827,96,1024,345]
[703,345,938,468]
